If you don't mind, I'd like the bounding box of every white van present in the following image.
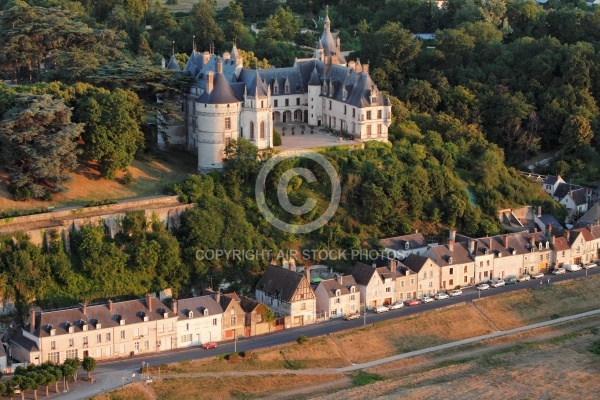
[564,264,582,272]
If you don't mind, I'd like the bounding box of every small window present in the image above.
[449,267,454,274]
[329,100,332,110]
[120,330,125,339]
[260,121,265,139]
[225,117,231,130]
[212,318,218,326]
[377,110,382,119]
[367,111,372,120]
[274,100,278,107]
[296,97,300,105]
[250,121,254,139]
[106,333,111,341]
[285,99,289,107]
[189,311,194,318]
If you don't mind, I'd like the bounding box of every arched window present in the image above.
[250,121,254,139]
[260,121,265,139]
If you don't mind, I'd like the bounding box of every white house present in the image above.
[173,295,223,348]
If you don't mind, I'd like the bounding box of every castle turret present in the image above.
[240,70,272,150]
[307,65,322,126]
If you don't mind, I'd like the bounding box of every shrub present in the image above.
[241,350,252,358]
[227,353,240,362]
[273,128,282,146]
[352,371,386,386]
[590,339,600,355]
[283,359,302,370]
[591,327,599,335]
[123,170,134,185]
[297,335,308,344]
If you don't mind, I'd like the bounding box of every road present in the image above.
[55,267,600,399]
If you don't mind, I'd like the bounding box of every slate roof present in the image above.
[351,262,377,285]
[176,295,222,319]
[239,296,261,313]
[246,69,269,97]
[538,214,562,229]
[381,233,428,251]
[554,182,575,200]
[315,275,358,298]
[543,175,560,185]
[308,65,321,86]
[571,188,588,206]
[167,55,181,70]
[34,296,172,338]
[425,241,472,266]
[256,265,306,302]
[579,202,600,226]
[10,330,39,352]
[470,232,549,258]
[401,254,432,273]
[592,225,600,240]
[197,71,242,104]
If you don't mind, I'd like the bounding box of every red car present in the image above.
[405,299,422,306]
[202,341,218,349]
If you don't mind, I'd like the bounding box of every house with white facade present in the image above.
[173,295,223,348]
[351,262,402,309]
[11,294,178,365]
[255,264,316,327]
[401,254,441,297]
[313,274,360,319]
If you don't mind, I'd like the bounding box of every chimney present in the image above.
[217,58,223,73]
[146,293,152,312]
[82,303,87,314]
[355,58,362,73]
[348,60,356,70]
[206,71,214,94]
[223,52,231,60]
[108,299,113,312]
[504,235,509,249]
[290,259,296,272]
[537,206,542,217]
[216,291,221,304]
[469,239,475,254]
[172,299,178,314]
[390,260,397,273]
[448,239,454,251]
[530,234,535,247]
[362,63,369,74]
[546,223,552,237]
[489,237,493,251]
[203,51,210,64]
[551,235,555,245]
[449,229,456,242]
[336,273,343,285]
[566,230,571,242]
[305,266,310,283]
[30,309,36,333]
[414,229,419,234]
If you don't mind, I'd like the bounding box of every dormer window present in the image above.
[273,82,279,94]
[546,241,549,249]
[285,83,290,94]
[204,309,209,316]
[335,289,341,296]
[448,256,453,264]
[322,83,327,95]
[342,88,347,100]
[189,311,194,318]
[512,250,517,255]
[350,286,355,293]
[539,243,543,250]
[405,242,410,250]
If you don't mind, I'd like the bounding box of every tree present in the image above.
[81,356,97,381]
[260,6,301,42]
[0,94,83,200]
[76,88,145,179]
[223,138,261,182]
[189,0,224,52]
[62,358,81,389]
[222,0,249,43]
[560,115,593,154]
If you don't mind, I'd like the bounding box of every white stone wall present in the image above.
[176,315,222,348]
[196,102,242,169]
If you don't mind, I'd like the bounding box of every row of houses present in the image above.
[9,223,600,368]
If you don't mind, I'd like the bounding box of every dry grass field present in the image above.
[316,325,600,400]
[0,150,196,212]
[331,304,495,364]
[472,274,600,330]
[152,336,351,374]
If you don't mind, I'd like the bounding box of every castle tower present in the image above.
[307,65,322,127]
[240,69,272,150]
[195,58,242,170]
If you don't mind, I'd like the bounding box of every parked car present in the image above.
[477,283,490,291]
[202,342,218,349]
[449,289,463,297]
[374,305,390,313]
[552,267,566,275]
[518,274,531,282]
[405,299,422,306]
[434,292,449,300]
[506,276,517,284]
[390,302,404,310]
[491,279,505,288]
[584,263,597,269]
[422,295,434,303]
[564,264,582,272]
[343,313,361,320]
[532,272,545,279]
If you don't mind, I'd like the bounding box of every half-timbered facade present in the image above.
[255,265,316,327]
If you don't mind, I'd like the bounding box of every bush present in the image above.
[590,339,600,355]
[352,371,386,386]
[273,129,282,146]
[122,170,134,186]
[227,353,240,362]
[241,350,252,358]
[297,335,308,344]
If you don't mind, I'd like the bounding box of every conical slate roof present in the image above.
[308,66,321,86]
[167,55,181,70]
[197,72,241,104]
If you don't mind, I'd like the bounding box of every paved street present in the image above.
[54,267,600,399]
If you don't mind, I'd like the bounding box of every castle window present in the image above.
[274,84,278,94]
[274,100,278,107]
[285,99,289,107]
[296,97,300,106]
[367,111,372,120]
[285,84,290,94]
[261,101,264,108]
[377,124,382,135]
[225,117,231,130]
[329,101,332,110]
[352,108,356,118]
[366,125,372,136]
[260,121,265,139]
[250,122,254,139]
[377,110,382,119]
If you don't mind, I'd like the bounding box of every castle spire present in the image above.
[172,40,175,56]
[192,35,196,53]
[324,5,330,31]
